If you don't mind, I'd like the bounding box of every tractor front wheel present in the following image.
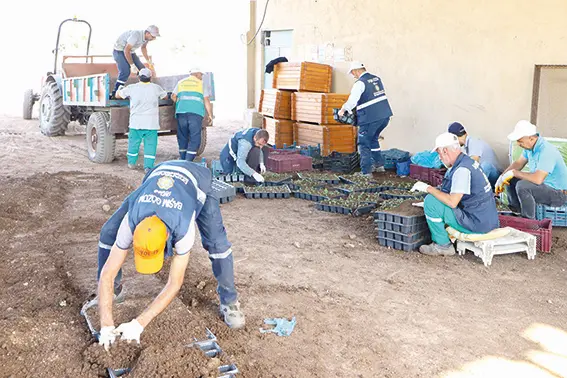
[86,112,116,164]
[23,89,36,120]
[39,82,70,136]
[197,126,207,156]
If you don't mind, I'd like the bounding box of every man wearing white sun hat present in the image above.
[339,61,393,176]
[410,132,499,256]
[496,120,567,219]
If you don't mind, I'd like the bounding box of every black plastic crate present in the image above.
[322,152,360,174]
[315,202,376,216]
[377,229,430,244]
[373,211,426,225]
[243,186,291,199]
[374,220,428,234]
[211,180,237,204]
[376,236,430,252]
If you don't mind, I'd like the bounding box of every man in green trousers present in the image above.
[117,68,168,173]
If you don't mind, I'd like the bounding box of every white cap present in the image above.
[189,67,203,74]
[139,68,152,78]
[432,132,460,152]
[507,120,537,141]
[349,61,365,73]
[146,25,160,37]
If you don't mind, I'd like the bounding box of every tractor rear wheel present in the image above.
[39,82,70,136]
[86,112,116,164]
[197,126,207,156]
[23,89,35,120]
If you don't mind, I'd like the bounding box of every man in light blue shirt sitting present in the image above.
[448,122,502,188]
[497,120,567,219]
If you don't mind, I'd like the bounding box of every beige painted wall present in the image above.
[252,0,567,162]
[536,67,567,138]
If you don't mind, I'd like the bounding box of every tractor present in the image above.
[23,18,212,163]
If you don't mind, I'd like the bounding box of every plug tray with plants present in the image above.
[262,172,293,186]
[243,185,292,199]
[293,186,344,202]
[373,199,426,225]
[335,183,385,194]
[315,196,377,216]
[347,191,384,205]
[338,174,378,186]
[297,172,340,184]
[380,189,425,200]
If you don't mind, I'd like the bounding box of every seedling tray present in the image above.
[336,185,386,194]
[244,185,292,199]
[297,173,340,184]
[212,179,237,204]
[338,175,378,185]
[315,202,376,216]
[373,211,426,225]
[377,236,429,252]
[375,220,428,234]
[217,173,245,183]
[380,191,425,200]
[377,229,431,244]
[293,189,344,202]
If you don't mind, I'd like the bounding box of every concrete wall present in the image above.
[252,0,567,161]
[536,67,567,138]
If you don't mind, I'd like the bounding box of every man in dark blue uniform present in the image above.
[219,128,269,182]
[87,160,245,350]
[410,133,499,256]
[339,61,393,176]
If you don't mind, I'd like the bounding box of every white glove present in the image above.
[410,181,430,193]
[412,202,425,208]
[114,319,144,344]
[131,65,139,74]
[98,326,117,351]
[259,163,266,174]
[252,172,264,183]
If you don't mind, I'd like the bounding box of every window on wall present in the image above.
[531,65,567,138]
[263,30,293,89]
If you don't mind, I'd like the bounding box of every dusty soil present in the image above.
[1,115,567,378]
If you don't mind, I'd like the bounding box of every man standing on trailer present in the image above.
[111,25,160,98]
[339,61,393,177]
[171,67,213,161]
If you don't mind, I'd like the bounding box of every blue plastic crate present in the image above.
[195,157,208,168]
[211,160,224,177]
[383,148,411,170]
[536,204,567,227]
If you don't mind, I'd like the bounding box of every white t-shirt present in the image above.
[117,83,168,130]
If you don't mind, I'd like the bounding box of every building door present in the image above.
[263,30,293,89]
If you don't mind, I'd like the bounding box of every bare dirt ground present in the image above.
[1,113,567,378]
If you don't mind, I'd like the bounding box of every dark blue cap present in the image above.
[448,122,466,137]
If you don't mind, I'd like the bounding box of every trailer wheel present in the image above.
[23,89,35,120]
[197,126,207,156]
[86,112,115,164]
[39,81,70,136]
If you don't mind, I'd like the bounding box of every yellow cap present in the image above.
[133,216,167,274]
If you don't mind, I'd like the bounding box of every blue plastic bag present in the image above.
[410,151,444,169]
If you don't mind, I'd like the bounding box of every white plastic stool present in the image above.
[455,227,536,266]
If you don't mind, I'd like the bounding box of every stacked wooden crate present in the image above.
[268,61,356,157]
[259,89,294,148]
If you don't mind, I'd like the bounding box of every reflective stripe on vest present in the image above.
[357,95,389,110]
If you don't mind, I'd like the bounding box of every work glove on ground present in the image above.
[99,326,117,351]
[495,170,514,195]
[259,163,266,174]
[115,319,144,344]
[252,172,265,183]
[410,181,430,193]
